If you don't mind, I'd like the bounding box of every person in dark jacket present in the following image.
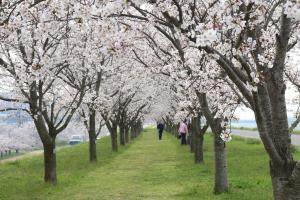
[157,122,164,140]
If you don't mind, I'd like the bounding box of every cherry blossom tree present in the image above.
[0,1,92,183]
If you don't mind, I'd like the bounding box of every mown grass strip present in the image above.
[1,128,299,199]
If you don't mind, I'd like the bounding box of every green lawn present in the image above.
[1,128,299,200]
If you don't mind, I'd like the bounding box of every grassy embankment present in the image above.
[1,128,299,200]
[0,151,25,161]
[0,139,68,161]
[233,126,300,135]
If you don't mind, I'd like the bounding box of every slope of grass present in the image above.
[233,126,300,135]
[294,130,300,135]
[0,151,25,161]
[1,128,299,200]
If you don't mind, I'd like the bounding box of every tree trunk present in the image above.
[89,109,97,162]
[119,124,125,146]
[125,126,130,144]
[198,93,228,193]
[190,130,196,153]
[269,162,290,200]
[172,126,176,136]
[266,160,300,200]
[255,105,300,200]
[89,135,97,162]
[191,117,197,154]
[130,126,135,140]
[105,120,118,152]
[213,130,228,193]
[254,70,297,199]
[187,123,192,145]
[34,117,58,184]
[192,114,207,164]
[195,133,204,164]
[111,125,118,152]
[43,141,57,184]
[288,163,300,200]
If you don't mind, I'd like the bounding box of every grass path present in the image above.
[43,129,273,200]
[57,129,199,200]
[3,128,299,199]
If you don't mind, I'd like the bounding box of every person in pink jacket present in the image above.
[178,119,188,145]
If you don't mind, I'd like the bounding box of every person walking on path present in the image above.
[178,119,188,145]
[157,122,164,140]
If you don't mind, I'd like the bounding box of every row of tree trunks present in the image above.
[108,119,143,152]
[0,149,18,157]
[130,122,142,140]
[164,112,228,194]
[163,115,206,164]
[132,121,143,139]
[119,123,140,146]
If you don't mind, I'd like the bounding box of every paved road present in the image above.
[231,129,300,145]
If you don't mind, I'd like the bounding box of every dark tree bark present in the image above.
[119,124,126,146]
[87,108,97,162]
[187,123,192,145]
[34,115,58,184]
[43,141,57,183]
[125,126,130,144]
[194,133,204,163]
[130,125,135,140]
[104,118,119,152]
[212,121,228,193]
[193,113,209,164]
[111,123,118,152]
[190,128,196,153]
[110,129,118,152]
[89,136,97,162]
[254,83,299,200]
[87,71,102,162]
[191,116,200,161]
